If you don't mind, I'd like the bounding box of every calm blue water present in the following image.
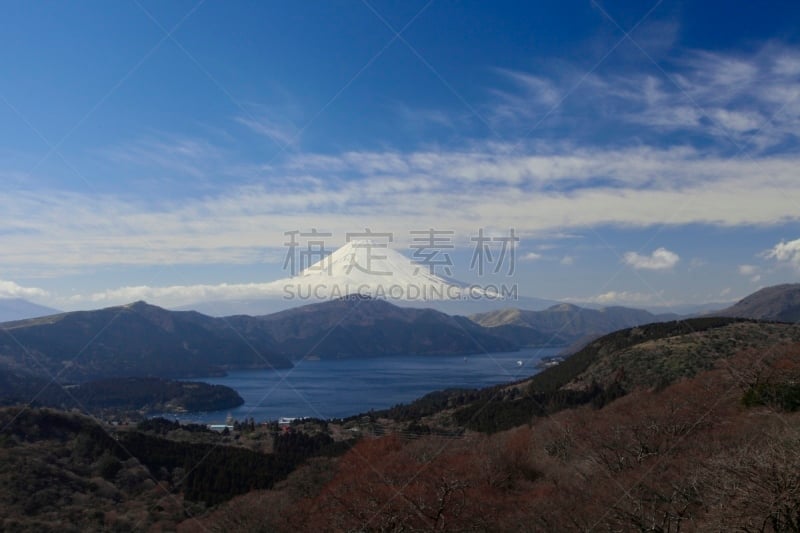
[164,348,560,423]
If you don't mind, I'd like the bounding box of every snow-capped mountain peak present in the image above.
[269,239,467,301]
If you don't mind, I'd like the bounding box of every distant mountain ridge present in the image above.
[469,303,678,346]
[716,283,800,322]
[0,301,292,381]
[176,294,562,318]
[5,284,797,386]
[251,294,516,358]
[0,297,517,382]
[0,298,60,322]
[382,315,800,435]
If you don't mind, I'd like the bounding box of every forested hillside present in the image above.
[190,338,800,532]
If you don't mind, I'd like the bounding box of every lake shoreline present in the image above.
[154,348,560,424]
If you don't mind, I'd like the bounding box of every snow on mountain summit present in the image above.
[266,239,471,301]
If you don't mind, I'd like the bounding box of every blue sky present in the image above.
[1,0,800,311]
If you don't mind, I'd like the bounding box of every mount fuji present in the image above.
[181,240,554,316]
[269,239,468,301]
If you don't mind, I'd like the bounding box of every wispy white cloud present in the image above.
[623,247,680,270]
[520,252,542,262]
[560,256,574,266]
[738,264,759,276]
[231,94,305,150]
[235,114,299,148]
[490,68,561,122]
[565,290,662,306]
[737,264,762,283]
[4,141,800,275]
[773,52,800,76]
[3,43,800,287]
[764,238,800,269]
[102,135,225,179]
[490,43,800,151]
[70,281,283,308]
[391,102,464,131]
[661,46,800,147]
[0,279,49,299]
[709,109,762,133]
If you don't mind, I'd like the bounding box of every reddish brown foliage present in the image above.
[188,343,800,532]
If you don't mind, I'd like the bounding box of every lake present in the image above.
[165,347,561,423]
